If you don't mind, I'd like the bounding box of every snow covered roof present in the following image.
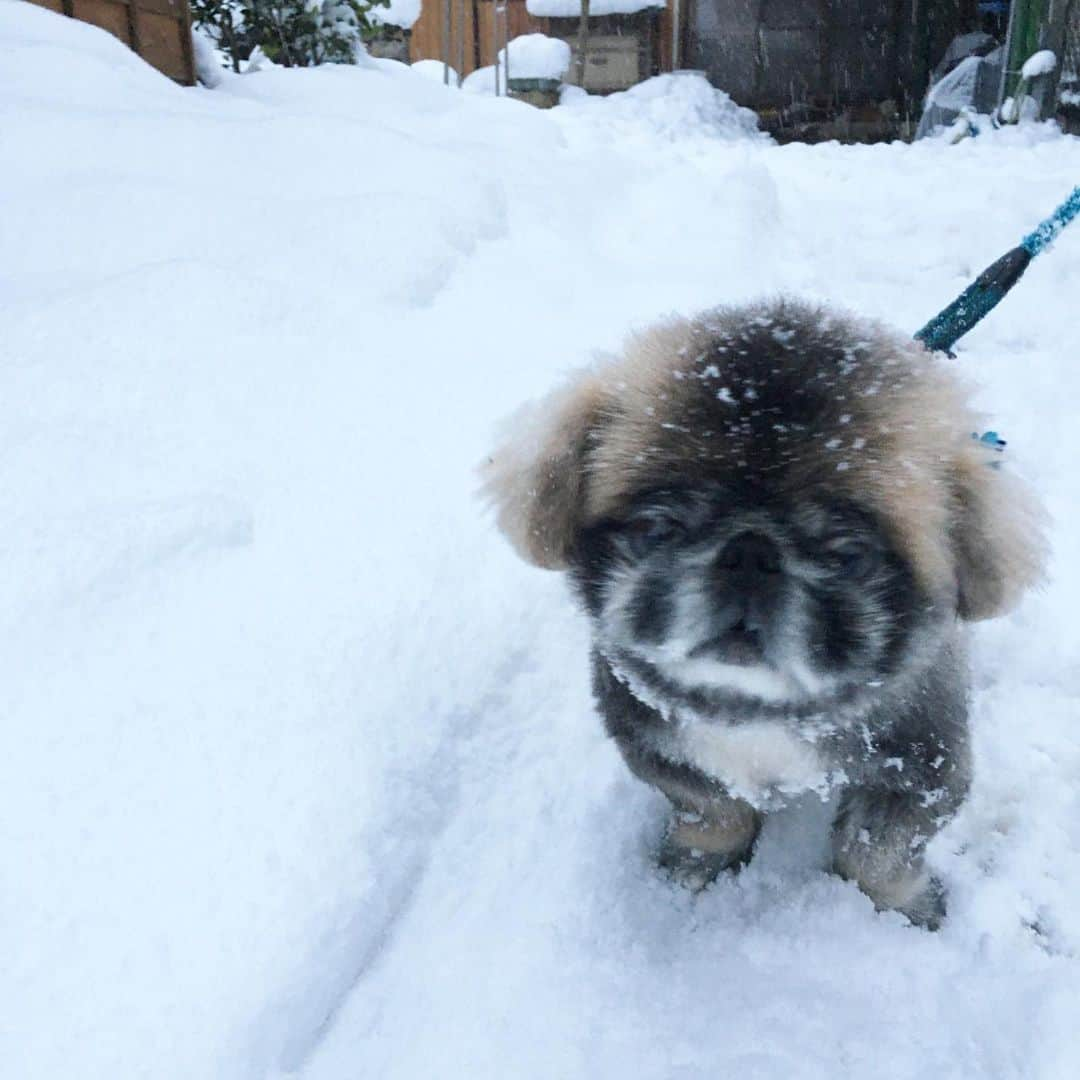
[526,0,664,17]
[370,0,422,30]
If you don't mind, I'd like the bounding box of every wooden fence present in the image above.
[28,0,196,84]
[409,0,534,75]
[407,0,675,81]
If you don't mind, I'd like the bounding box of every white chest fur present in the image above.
[676,720,829,806]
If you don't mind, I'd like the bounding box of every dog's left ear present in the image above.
[480,374,608,570]
[949,439,1046,621]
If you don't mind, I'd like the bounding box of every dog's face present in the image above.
[484,300,1044,712]
[571,484,923,708]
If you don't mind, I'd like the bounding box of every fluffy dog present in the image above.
[483,298,1044,928]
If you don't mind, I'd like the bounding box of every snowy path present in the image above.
[3,6,1080,1078]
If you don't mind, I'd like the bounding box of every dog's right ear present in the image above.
[947,436,1047,621]
[480,374,608,570]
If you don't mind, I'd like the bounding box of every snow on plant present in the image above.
[192,0,390,71]
[1020,49,1057,81]
[190,0,251,72]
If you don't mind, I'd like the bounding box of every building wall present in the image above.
[688,0,974,117]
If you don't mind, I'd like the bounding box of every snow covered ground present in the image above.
[3,5,1080,1078]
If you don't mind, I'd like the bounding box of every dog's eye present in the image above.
[825,538,878,579]
[623,513,685,552]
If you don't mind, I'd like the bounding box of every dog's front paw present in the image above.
[657,810,757,891]
[657,838,746,891]
[894,874,947,931]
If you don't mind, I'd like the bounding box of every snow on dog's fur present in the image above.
[483,297,1045,927]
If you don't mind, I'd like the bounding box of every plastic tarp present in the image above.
[916,36,1004,139]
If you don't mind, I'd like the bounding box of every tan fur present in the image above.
[664,798,760,857]
[949,437,1048,619]
[482,299,1044,619]
[833,842,933,914]
[480,372,610,569]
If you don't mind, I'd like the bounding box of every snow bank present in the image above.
[1,0,183,107]
[500,33,571,81]
[462,63,497,94]
[556,71,764,145]
[411,57,459,84]
[5,5,1080,1080]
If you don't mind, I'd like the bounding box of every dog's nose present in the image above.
[716,532,781,576]
[696,532,783,661]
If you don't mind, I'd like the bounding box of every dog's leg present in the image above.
[593,658,764,889]
[657,789,761,890]
[833,656,971,929]
[831,786,955,929]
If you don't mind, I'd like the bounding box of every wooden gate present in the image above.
[27,0,196,85]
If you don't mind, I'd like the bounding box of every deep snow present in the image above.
[3,5,1080,1079]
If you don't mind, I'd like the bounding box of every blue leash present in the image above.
[915,186,1080,355]
[1021,185,1080,256]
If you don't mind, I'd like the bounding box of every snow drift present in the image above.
[3,5,1080,1079]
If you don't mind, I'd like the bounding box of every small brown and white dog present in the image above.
[483,298,1044,928]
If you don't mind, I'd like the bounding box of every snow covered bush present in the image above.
[192,0,389,71]
[245,0,378,66]
[190,0,253,72]
[191,26,229,83]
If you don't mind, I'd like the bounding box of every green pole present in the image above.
[1002,0,1050,103]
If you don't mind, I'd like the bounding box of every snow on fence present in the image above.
[26,0,196,83]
